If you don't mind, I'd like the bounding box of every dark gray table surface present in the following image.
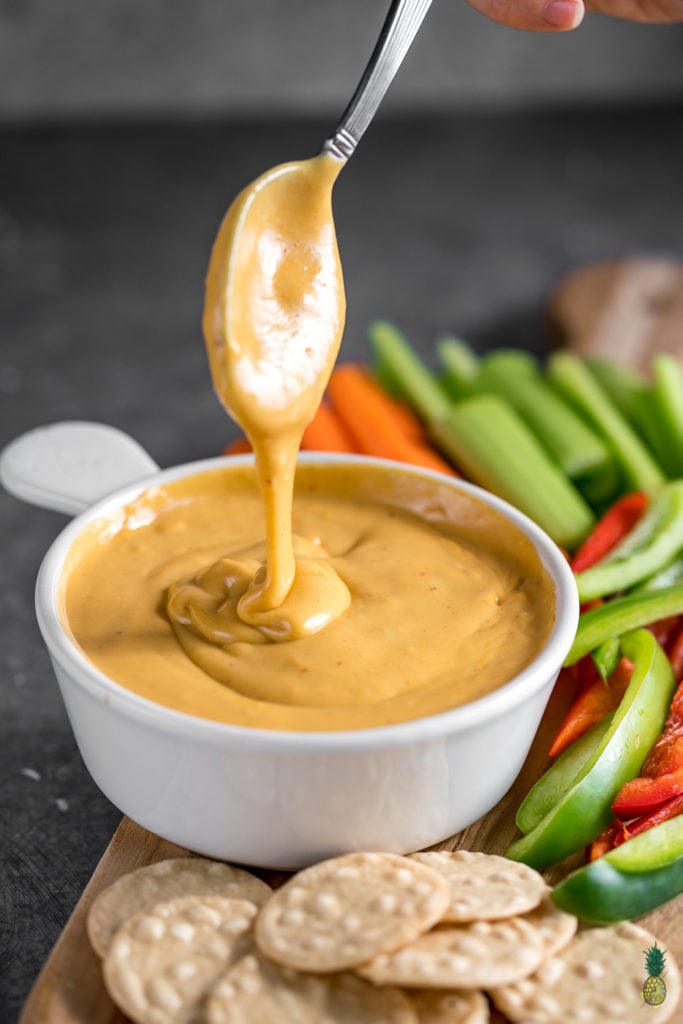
[1,106,682,1022]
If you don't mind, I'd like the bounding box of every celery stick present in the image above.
[547,353,665,491]
[430,395,595,549]
[371,357,404,400]
[368,320,451,423]
[478,348,540,379]
[369,326,406,399]
[437,337,480,400]
[651,354,683,477]
[589,358,670,486]
[630,387,671,474]
[478,352,617,503]
[586,358,647,425]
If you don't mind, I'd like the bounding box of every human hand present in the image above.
[466,0,683,31]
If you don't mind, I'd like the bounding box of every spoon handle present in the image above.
[323,0,435,161]
[0,422,159,516]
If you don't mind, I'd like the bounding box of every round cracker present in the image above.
[88,857,271,956]
[490,921,681,1024]
[410,851,548,922]
[255,851,450,972]
[409,988,490,1024]
[359,918,544,989]
[521,896,577,958]
[103,895,256,1024]
[206,951,418,1024]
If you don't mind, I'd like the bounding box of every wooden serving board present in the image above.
[20,258,683,1022]
[19,677,683,1024]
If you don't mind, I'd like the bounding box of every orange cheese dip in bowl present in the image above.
[61,459,555,733]
[34,446,578,866]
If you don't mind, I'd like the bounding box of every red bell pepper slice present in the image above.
[626,792,683,837]
[667,623,683,680]
[588,819,629,861]
[589,793,683,860]
[576,655,598,693]
[611,678,683,818]
[570,491,648,574]
[549,657,632,758]
[647,614,681,649]
[612,769,683,818]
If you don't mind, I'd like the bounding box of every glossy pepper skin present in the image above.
[516,717,612,835]
[591,793,683,860]
[612,678,683,817]
[573,481,683,602]
[570,491,648,574]
[506,630,675,871]
[552,815,683,924]
[566,584,683,665]
[548,657,631,758]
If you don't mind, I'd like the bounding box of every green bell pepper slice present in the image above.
[551,815,683,923]
[591,636,621,681]
[566,583,683,665]
[631,554,683,594]
[573,481,683,602]
[506,629,675,871]
[516,717,613,835]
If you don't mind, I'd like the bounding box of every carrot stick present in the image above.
[300,401,355,453]
[223,436,252,455]
[327,364,457,476]
[222,407,357,456]
[374,387,425,442]
[221,396,422,458]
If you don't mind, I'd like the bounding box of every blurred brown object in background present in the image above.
[546,258,683,369]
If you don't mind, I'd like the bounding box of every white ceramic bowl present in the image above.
[2,422,579,868]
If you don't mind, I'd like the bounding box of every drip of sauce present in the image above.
[199,153,349,643]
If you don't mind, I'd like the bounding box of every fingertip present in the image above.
[466,0,586,33]
[542,0,585,29]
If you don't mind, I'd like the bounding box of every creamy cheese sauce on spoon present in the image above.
[197,153,350,642]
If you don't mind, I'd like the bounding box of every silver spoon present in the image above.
[323,0,435,161]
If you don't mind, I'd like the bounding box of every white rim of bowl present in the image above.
[36,453,579,752]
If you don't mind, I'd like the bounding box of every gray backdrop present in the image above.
[1,0,683,123]
[2,7,683,1023]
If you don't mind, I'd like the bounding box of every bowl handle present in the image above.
[0,421,160,516]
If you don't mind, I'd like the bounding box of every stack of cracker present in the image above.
[87,849,680,1023]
